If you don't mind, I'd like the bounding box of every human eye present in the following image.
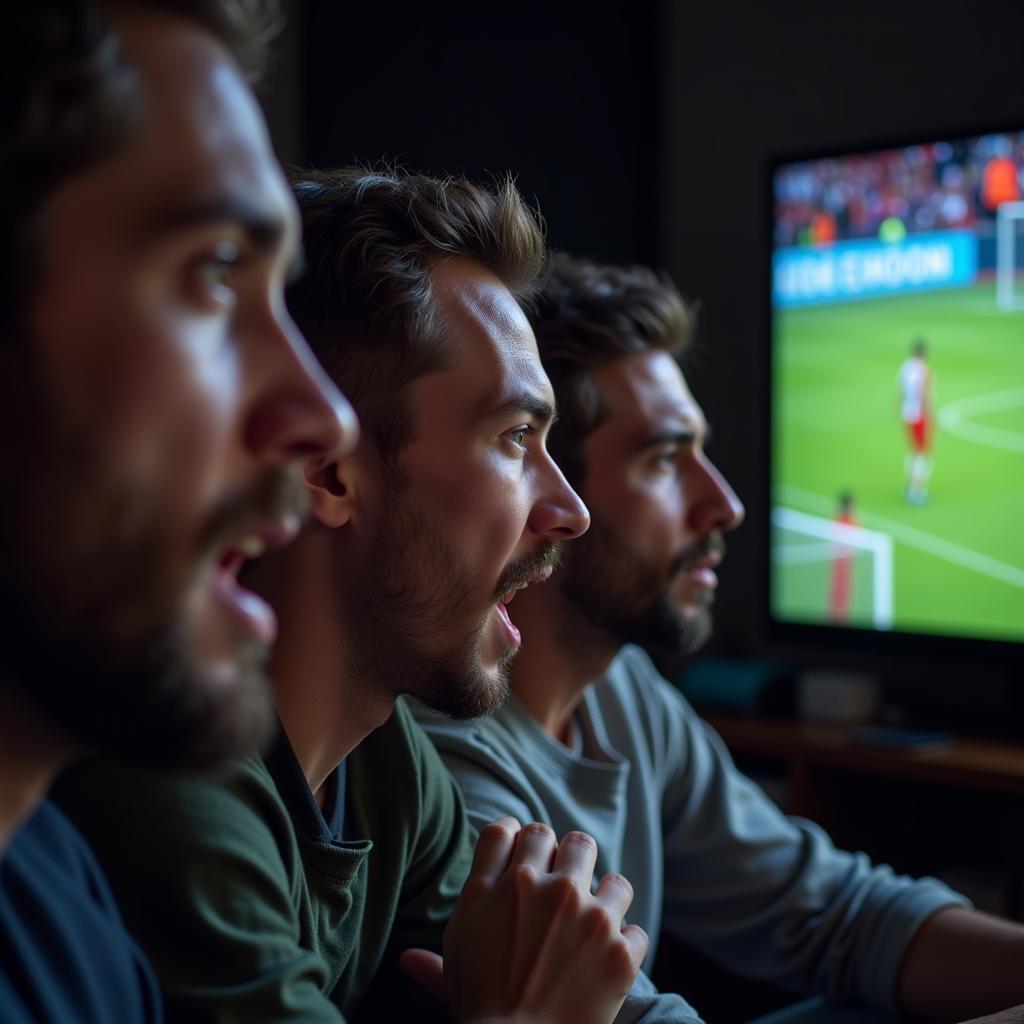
[186,239,242,309]
[653,444,680,468]
[504,424,534,453]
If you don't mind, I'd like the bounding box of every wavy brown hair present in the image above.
[530,253,697,489]
[287,167,547,458]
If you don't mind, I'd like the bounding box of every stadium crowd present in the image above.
[774,133,1024,246]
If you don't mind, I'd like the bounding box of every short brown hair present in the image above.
[1,0,281,334]
[287,167,546,458]
[530,253,697,488]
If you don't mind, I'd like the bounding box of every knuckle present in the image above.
[479,819,517,843]
[546,873,582,912]
[603,935,639,980]
[582,904,615,942]
[604,872,633,900]
[458,876,491,905]
[560,829,597,853]
[509,863,538,895]
[521,821,555,843]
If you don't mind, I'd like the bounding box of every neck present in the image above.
[508,576,619,745]
[249,529,394,804]
[0,689,72,854]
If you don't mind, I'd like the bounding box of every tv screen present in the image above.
[770,129,1024,647]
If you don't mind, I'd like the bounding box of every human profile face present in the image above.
[349,258,590,717]
[0,9,357,767]
[560,350,743,653]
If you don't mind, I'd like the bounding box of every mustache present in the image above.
[669,533,726,579]
[201,468,310,559]
[495,541,563,599]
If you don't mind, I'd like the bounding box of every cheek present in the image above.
[52,305,243,508]
[609,481,685,559]
[605,479,675,535]
[38,254,242,430]
[149,326,246,516]
[463,463,529,562]
[416,454,529,567]
[489,492,529,556]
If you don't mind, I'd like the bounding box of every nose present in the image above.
[527,453,591,541]
[688,455,744,535]
[245,311,359,466]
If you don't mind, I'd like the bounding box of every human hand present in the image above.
[403,816,647,1024]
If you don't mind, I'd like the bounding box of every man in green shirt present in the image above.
[57,168,657,1024]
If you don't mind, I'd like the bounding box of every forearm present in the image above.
[896,907,1024,1022]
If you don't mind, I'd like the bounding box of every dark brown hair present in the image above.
[287,167,547,458]
[0,0,280,333]
[530,252,696,488]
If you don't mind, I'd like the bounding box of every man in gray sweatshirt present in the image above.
[413,253,1024,1023]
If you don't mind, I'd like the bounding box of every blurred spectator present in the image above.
[981,137,1020,211]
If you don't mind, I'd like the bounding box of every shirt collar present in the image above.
[262,717,346,845]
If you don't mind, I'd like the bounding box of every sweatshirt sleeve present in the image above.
[614,968,705,1024]
[651,667,968,1012]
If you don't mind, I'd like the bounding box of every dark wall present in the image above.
[296,1,661,264]
[663,3,1024,655]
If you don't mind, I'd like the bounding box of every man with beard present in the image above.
[414,254,1024,1023]
[0,1,357,1021]
[56,172,676,1024]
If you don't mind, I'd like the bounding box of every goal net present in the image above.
[996,201,1024,312]
[771,507,894,630]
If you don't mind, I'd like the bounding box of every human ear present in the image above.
[303,458,355,529]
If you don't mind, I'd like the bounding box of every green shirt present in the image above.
[54,700,476,1023]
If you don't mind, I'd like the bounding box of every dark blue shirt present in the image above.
[0,799,162,1023]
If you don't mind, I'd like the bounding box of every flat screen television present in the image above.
[768,128,1024,671]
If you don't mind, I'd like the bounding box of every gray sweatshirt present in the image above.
[409,645,966,1015]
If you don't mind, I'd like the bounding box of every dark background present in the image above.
[265,0,1024,670]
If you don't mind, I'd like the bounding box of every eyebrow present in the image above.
[134,193,297,269]
[486,389,557,429]
[637,421,713,450]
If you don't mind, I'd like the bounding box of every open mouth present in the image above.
[210,514,302,645]
[494,564,556,649]
[681,549,724,590]
[497,563,554,608]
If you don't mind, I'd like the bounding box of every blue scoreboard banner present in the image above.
[773,229,978,308]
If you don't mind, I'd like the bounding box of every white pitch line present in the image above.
[937,387,1024,454]
[778,484,1024,590]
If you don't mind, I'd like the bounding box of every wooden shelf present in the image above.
[701,712,1024,796]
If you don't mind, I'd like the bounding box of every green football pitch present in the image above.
[773,281,1024,643]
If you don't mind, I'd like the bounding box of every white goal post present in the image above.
[996,201,1024,312]
[772,506,894,629]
